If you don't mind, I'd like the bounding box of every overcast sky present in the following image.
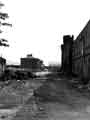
[1,0,90,65]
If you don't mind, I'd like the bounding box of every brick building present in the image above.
[61,35,73,75]
[61,20,90,82]
[20,54,44,72]
[0,57,6,76]
[72,20,90,80]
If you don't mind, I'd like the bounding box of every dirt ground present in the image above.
[12,78,90,120]
[0,77,90,120]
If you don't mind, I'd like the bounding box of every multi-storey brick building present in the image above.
[20,54,44,72]
[61,20,90,82]
[72,20,90,80]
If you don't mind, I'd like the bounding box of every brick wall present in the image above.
[72,20,90,79]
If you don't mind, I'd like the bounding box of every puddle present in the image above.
[0,109,17,120]
[0,106,22,120]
